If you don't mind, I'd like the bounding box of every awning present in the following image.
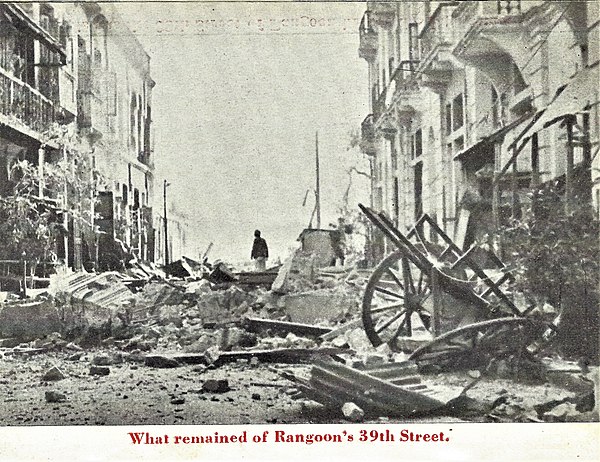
[3,4,66,60]
[454,112,534,163]
[516,64,599,143]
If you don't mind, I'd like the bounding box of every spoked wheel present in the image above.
[408,317,540,369]
[362,248,433,350]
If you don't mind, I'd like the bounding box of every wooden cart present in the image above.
[359,204,543,367]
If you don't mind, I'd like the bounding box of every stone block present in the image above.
[202,379,230,393]
[0,299,62,339]
[342,402,364,422]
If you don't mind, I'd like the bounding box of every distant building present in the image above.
[0,2,155,271]
[154,210,191,265]
[359,1,599,259]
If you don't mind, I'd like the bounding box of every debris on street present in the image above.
[0,208,596,425]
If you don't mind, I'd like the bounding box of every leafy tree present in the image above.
[495,182,599,358]
[0,123,107,270]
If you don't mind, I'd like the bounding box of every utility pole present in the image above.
[163,179,170,265]
[315,131,321,229]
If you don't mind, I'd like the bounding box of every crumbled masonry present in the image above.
[0,252,597,424]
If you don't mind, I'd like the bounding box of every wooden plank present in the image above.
[453,208,470,250]
[450,244,477,269]
[244,317,332,337]
[320,318,363,341]
[480,273,513,299]
[171,347,351,367]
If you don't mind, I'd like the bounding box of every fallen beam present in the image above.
[244,317,332,337]
[170,347,351,367]
[320,318,363,342]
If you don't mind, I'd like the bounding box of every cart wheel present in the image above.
[408,317,538,368]
[362,248,433,350]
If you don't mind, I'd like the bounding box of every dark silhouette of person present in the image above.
[251,229,269,271]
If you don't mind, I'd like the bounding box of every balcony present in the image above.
[452,1,543,62]
[386,60,420,103]
[368,1,396,28]
[360,114,377,156]
[454,0,524,26]
[419,2,458,91]
[0,67,56,136]
[359,11,378,62]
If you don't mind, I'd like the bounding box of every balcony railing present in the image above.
[454,0,528,40]
[420,2,458,61]
[390,60,420,85]
[359,11,378,60]
[0,67,56,134]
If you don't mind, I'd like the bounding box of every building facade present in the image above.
[0,2,155,273]
[154,210,191,265]
[359,1,599,259]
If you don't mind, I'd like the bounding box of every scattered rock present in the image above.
[93,354,114,366]
[66,342,83,351]
[67,353,83,361]
[467,370,481,379]
[45,391,66,403]
[89,366,110,376]
[495,359,512,378]
[493,403,526,419]
[342,402,364,422]
[204,347,220,365]
[444,395,493,417]
[170,397,185,405]
[284,387,299,396]
[202,379,230,393]
[184,335,215,354]
[375,343,393,357]
[145,355,180,369]
[42,366,66,382]
[543,402,582,422]
[252,393,261,401]
[331,336,349,349]
[362,353,386,366]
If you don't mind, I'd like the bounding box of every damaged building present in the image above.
[0,1,156,281]
[359,1,599,259]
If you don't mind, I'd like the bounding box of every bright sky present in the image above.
[118,1,370,265]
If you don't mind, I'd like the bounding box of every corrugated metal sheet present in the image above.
[298,358,447,417]
[53,271,134,308]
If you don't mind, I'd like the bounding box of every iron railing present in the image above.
[0,67,56,133]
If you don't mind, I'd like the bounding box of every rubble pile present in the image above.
[0,252,597,425]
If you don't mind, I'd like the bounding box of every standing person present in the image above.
[251,229,269,271]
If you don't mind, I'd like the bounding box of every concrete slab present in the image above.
[282,291,356,324]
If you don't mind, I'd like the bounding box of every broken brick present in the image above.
[89,366,110,376]
[45,391,66,403]
[145,355,180,369]
[202,379,230,393]
[342,402,364,422]
[42,366,66,382]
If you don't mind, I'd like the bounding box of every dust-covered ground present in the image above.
[0,261,597,426]
[0,344,588,426]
